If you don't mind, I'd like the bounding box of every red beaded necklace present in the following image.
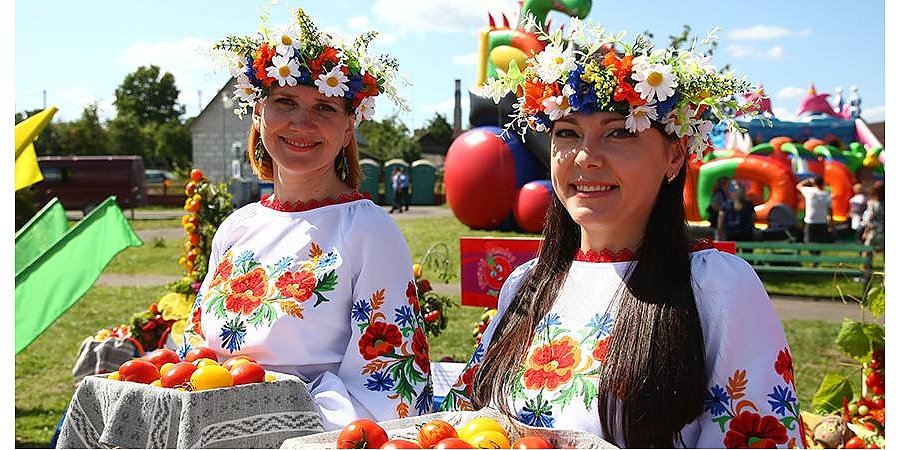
[573,238,716,263]
[260,191,369,212]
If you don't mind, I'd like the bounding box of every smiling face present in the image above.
[253,85,353,181]
[550,111,685,249]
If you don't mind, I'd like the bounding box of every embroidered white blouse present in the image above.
[179,197,433,430]
[441,248,806,449]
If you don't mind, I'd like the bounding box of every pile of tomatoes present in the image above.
[336,417,554,449]
[107,346,274,391]
[843,349,886,449]
[472,308,496,348]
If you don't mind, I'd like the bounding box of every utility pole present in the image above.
[43,90,47,109]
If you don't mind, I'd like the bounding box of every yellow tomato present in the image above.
[150,379,163,387]
[160,362,176,377]
[194,358,219,367]
[468,430,510,449]
[108,371,120,381]
[412,263,423,279]
[190,365,233,391]
[265,373,276,382]
[184,223,196,234]
[457,418,507,443]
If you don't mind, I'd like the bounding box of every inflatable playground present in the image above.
[443,2,885,234]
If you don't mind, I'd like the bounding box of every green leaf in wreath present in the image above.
[811,373,854,415]
[835,319,873,362]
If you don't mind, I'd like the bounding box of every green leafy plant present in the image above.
[415,243,454,337]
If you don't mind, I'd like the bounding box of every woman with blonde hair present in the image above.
[180,9,432,429]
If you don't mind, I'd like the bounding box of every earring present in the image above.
[339,149,349,180]
[666,173,676,184]
[254,140,266,163]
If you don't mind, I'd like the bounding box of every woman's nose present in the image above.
[574,142,604,169]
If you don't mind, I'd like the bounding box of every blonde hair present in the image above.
[247,127,362,189]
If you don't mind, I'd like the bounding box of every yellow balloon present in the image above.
[490,45,527,74]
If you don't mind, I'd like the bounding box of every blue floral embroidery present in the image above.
[535,313,562,333]
[519,395,555,428]
[317,252,338,270]
[220,317,247,353]
[352,299,372,322]
[394,306,415,328]
[273,256,291,273]
[365,371,395,392]
[705,385,730,416]
[767,385,797,417]
[176,342,192,360]
[234,250,254,267]
[471,341,486,364]
[587,312,613,338]
[415,382,434,415]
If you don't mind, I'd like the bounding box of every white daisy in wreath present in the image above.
[271,25,303,56]
[542,84,574,121]
[534,43,576,84]
[314,65,350,97]
[233,74,259,103]
[633,63,678,103]
[625,104,659,133]
[354,97,376,125]
[267,54,302,87]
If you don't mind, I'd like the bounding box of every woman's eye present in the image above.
[315,103,338,113]
[553,128,579,139]
[606,128,636,138]
[274,97,296,107]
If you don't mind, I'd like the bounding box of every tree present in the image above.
[114,65,185,125]
[107,113,151,158]
[357,114,420,163]
[415,113,454,147]
[48,104,112,156]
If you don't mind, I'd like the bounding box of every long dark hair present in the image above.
[472,135,706,448]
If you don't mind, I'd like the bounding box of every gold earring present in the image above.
[254,141,266,163]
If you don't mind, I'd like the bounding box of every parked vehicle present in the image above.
[33,156,146,213]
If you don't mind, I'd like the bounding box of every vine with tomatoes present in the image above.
[170,168,234,296]
[809,273,885,449]
[414,244,455,338]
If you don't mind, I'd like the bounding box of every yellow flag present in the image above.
[15,107,58,191]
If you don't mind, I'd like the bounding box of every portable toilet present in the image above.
[382,159,409,206]
[358,158,381,203]
[410,159,437,205]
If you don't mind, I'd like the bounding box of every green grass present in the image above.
[104,238,184,276]
[15,284,170,447]
[128,218,183,230]
[784,320,862,410]
[427,295,488,362]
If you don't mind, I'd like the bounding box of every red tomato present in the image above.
[869,384,884,396]
[865,443,880,449]
[846,437,865,449]
[222,356,256,371]
[417,420,458,449]
[161,362,198,388]
[143,348,181,368]
[336,419,389,449]
[118,360,161,384]
[381,439,423,449]
[190,169,204,182]
[433,438,473,449]
[873,398,885,409]
[511,436,554,449]
[184,347,218,363]
[231,362,266,385]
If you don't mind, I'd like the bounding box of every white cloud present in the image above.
[727,25,808,40]
[49,86,117,121]
[771,107,798,121]
[371,0,517,35]
[423,96,456,115]
[452,52,479,66]
[726,44,786,60]
[765,45,784,59]
[861,105,885,122]
[347,15,371,31]
[117,36,221,118]
[777,86,807,100]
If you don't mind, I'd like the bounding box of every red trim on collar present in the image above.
[573,239,717,263]
[689,238,716,252]
[260,191,370,212]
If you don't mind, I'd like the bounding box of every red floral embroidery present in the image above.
[574,248,635,263]
[358,321,403,360]
[275,269,317,302]
[724,411,789,449]
[211,257,233,287]
[411,327,430,375]
[190,306,205,340]
[260,191,369,212]
[774,348,794,385]
[592,336,610,363]
[406,281,420,315]
[461,364,480,397]
[523,336,582,391]
[225,268,267,315]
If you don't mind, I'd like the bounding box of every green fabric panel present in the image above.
[15,197,143,353]
[15,198,68,276]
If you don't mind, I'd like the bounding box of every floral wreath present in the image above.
[213,8,409,124]
[478,16,759,157]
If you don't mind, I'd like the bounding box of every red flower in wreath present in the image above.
[723,411,789,449]
[774,348,794,385]
[252,43,277,88]
[226,267,268,315]
[211,257,233,287]
[358,321,403,360]
[275,269,317,302]
[411,327,431,375]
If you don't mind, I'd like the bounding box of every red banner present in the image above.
[459,237,542,308]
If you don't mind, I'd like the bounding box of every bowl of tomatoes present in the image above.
[280,408,616,449]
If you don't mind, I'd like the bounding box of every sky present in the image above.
[15,0,886,130]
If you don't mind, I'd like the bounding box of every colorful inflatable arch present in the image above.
[696,156,798,223]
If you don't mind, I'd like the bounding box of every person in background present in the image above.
[389,167,403,214]
[861,181,884,254]
[708,176,730,240]
[718,181,756,242]
[849,183,867,242]
[397,166,411,212]
[179,9,432,430]
[797,175,832,257]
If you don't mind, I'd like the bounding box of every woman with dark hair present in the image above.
[718,181,757,242]
[178,9,432,430]
[440,20,805,448]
